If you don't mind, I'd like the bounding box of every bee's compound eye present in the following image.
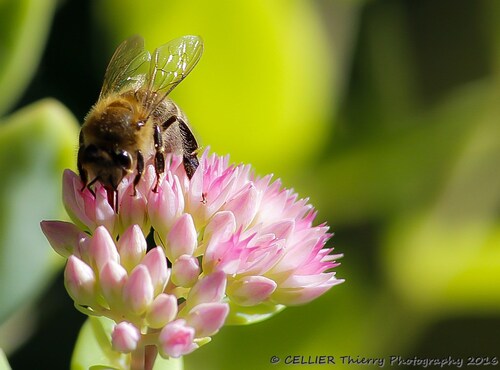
[115,150,133,170]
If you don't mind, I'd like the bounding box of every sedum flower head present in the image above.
[41,150,342,360]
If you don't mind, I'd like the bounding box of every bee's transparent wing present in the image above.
[143,35,203,112]
[99,35,151,99]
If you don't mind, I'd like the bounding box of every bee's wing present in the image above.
[99,35,151,99]
[143,35,203,112]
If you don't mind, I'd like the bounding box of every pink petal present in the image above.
[93,185,116,234]
[273,274,344,305]
[203,211,236,245]
[117,225,147,272]
[134,164,156,196]
[148,175,184,235]
[62,170,95,230]
[171,255,200,288]
[204,174,237,216]
[100,261,128,307]
[186,302,229,337]
[166,213,197,260]
[187,271,226,309]
[259,219,295,240]
[204,234,245,275]
[158,320,198,358]
[227,276,277,306]
[123,265,154,315]
[141,247,169,295]
[146,293,178,329]
[203,212,239,273]
[239,238,285,276]
[40,220,85,258]
[89,226,119,273]
[224,184,259,229]
[118,184,149,234]
[270,237,318,275]
[64,255,96,306]
[278,272,338,289]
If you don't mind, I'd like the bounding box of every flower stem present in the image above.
[144,345,158,370]
[130,334,158,370]
[130,346,145,370]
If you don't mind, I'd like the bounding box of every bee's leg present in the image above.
[183,153,199,179]
[162,116,177,130]
[77,146,88,192]
[85,177,97,197]
[178,118,199,179]
[162,116,199,179]
[133,150,144,196]
[79,169,88,193]
[153,124,165,192]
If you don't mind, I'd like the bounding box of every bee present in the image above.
[78,35,203,209]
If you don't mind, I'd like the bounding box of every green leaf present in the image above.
[152,356,183,370]
[72,317,184,370]
[0,349,11,370]
[225,301,285,326]
[383,81,500,314]
[0,0,58,116]
[313,81,494,225]
[71,317,127,370]
[0,99,79,324]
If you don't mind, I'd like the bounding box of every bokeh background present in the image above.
[1,0,500,369]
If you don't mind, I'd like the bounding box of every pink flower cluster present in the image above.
[41,151,342,359]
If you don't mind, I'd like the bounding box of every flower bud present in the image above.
[186,302,229,337]
[40,220,85,258]
[64,256,96,306]
[171,255,200,288]
[227,276,277,306]
[100,261,128,307]
[158,320,197,358]
[119,184,149,234]
[166,214,197,260]
[123,265,154,315]
[186,271,226,309]
[148,176,184,235]
[111,322,140,353]
[89,226,119,273]
[117,224,147,272]
[141,247,169,295]
[62,170,95,230]
[146,294,178,329]
[94,185,116,234]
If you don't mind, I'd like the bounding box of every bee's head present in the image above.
[78,144,134,190]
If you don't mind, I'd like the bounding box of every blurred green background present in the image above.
[1,0,500,369]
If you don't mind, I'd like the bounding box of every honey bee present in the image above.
[78,35,203,209]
